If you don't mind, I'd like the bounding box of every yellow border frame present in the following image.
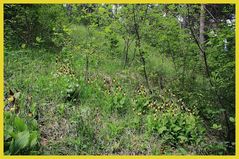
[0,0,238,159]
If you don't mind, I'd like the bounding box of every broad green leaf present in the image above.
[31,119,38,130]
[14,130,30,153]
[178,147,187,154]
[4,125,13,140]
[9,139,15,154]
[229,117,235,123]
[14,92,21,99]
[178,135,187,142]
[14,117,27,132]
[29,131,38,147]
[212,124,222,130]
[120,97,125,105]
[36,36,41,42]
[98,7,106,14]
[173,126,181,132]
[157,126,167,134]
[9,131,16,138]
[21,44,26,49]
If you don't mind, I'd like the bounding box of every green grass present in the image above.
[4,22,228,155]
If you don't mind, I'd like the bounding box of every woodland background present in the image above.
[4,4,235,155]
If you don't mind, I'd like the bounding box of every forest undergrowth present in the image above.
[4,4,235,155]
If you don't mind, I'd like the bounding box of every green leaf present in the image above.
[177,147,187,154]
[9,139,15,154]
[157,126,167,134]
[14,92,21,99]
[120,97,125,105]
[9,131,16,138]
[14,117,27,132]
[144,100,150,106]
[4,125,13,140]
[98,7,106,14]
[212,123,222,130]
[14,130,30,154]
[173,126,181,132]
[36,36,41,42]
[229,117,235,123]
[21,43,26,49]
[178,135,187,142]
[29,131,38,147]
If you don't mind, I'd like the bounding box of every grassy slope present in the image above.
[4,26,216,155]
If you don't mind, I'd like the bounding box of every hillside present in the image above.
[4,4,235,155]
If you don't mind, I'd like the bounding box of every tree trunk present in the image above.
[123,37,130,68]
[85,54,89,82]
[188,4,211,81]
[129,40,137,67]
[159,76,164,90]
[199,4,209,78]
[199,4,205,57]
[132,6,151,93]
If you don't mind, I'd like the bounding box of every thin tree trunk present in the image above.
[159,76,164,90]
[85,54,89,82]
[132,6,151,93]
[129,40,137,66]
[123,37,130,68]
[122,38,126,66]
[24,11,30,45]
[199,4,207,84]
[199,4,205,57]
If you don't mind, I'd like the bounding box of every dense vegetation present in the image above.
[4,4,235,155]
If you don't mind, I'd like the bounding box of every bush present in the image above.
[146,108,205,146]
[4,112,39,155]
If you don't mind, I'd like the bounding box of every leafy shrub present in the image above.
[107,121,124,139]
[4,112,39,155]
[51,25,71,50]
[64,83,80,102]
[108,86,130,115]
[146,108,205,146]
[104,26,119,52]
[131,84,152,115]
[4,4,69,49]
[204,141,228,155]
